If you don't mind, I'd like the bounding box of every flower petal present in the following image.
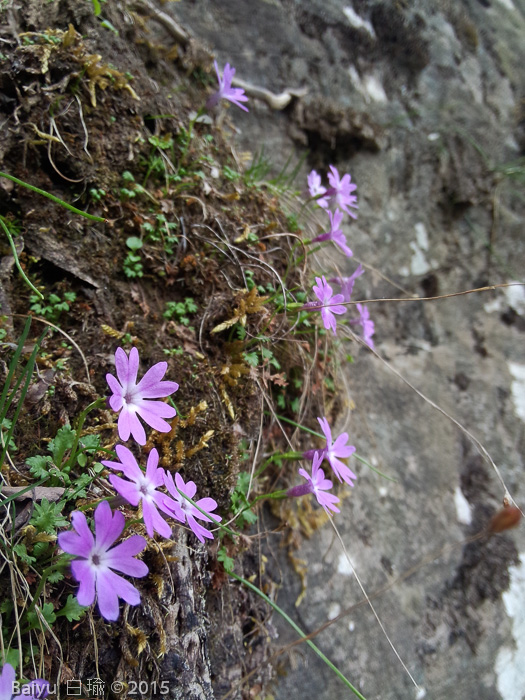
[125,410,147,445]
[109,475,140,506]
[136,361,178,398]
[142,500,172,539]
[105,535,148,575]
[97,569,142,620]
[114,444,143,480]
[317,417,332,445]
[0,661,15,700]
[137,399,176,420]
[94,501,125,551]
[187,514,212,543]
[71,559,96,606]
[116,407,132,442]
[175,473,197,499]
[58,510,94,557]
[132,408,171,434]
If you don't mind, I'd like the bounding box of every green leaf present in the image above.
[0,599,13,615]
[261,347,280,370]
[5,648,19,670]
[217,547,234,573]
[48,425,76,467]
[242,352,259,367]
[185,297,198,314]
[30,499,68,534]
[47,569,65,584]
[26,455,52,479]
[32,541,50,558]
[13,543,36,566]
[56,594,88,622]
[25,602,56,631]
[126,236,143,251]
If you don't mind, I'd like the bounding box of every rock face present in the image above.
[170,1,525,699]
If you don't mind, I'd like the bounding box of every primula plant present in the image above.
[0,18,407,699]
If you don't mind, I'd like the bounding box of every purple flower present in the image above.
[287,451,340,515]
[57,500,148,621]
[327,165,358,219]
[0,663,15,700]
[330,264,364,302]
[106,347,179,446]
[18,679,49,700]
[307,169,329,208]
[304,417,357,486]
[206,61,249,112]
[355,303,375,349]
[303,276,346,335]
[102,446,173,539]
[312,209,353,257]
[162,472,222,543]
[0,663,49,700]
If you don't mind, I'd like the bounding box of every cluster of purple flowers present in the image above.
[305,166,375,346]
[54,60,366,622]
[58,347,221,621]
[204,62,373,347]
[287,416,357,515]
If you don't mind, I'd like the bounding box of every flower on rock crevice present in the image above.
[57,500,148,621]
[330,263,364,302]
[304,416,357,487]
[206,61,249,112]
[162,472,222,543]
[102,446,174,539]
[106,347,179,446]
[312,209,353,258]
[307,169,329,208]
[350,303,375,349]
[326,165,358,219]
[287,451,340,515]
[303,276,346,336]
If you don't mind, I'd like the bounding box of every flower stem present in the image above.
[230,571,368,700]
[25,560,69,617]
[0,217,44,299]
[0,171,105,222]
[65,397,107,472]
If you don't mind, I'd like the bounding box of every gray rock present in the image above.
[170,1,525,698]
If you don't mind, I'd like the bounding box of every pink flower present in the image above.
[303,276,346,335]
[162,472,222,543]
[287,451,340,515]
[355,303,375,349]
[327,165,358,219]
[206,61,249,112]
[106,347,179,446]
[304,417,357,486]
[102,446,174,539]
[57,500,148,621]
[307,169,329,208]
[312,209,353,257]
[330,264,364,302]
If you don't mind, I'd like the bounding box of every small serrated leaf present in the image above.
[25,602,56,631]
[56,594,87,622]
